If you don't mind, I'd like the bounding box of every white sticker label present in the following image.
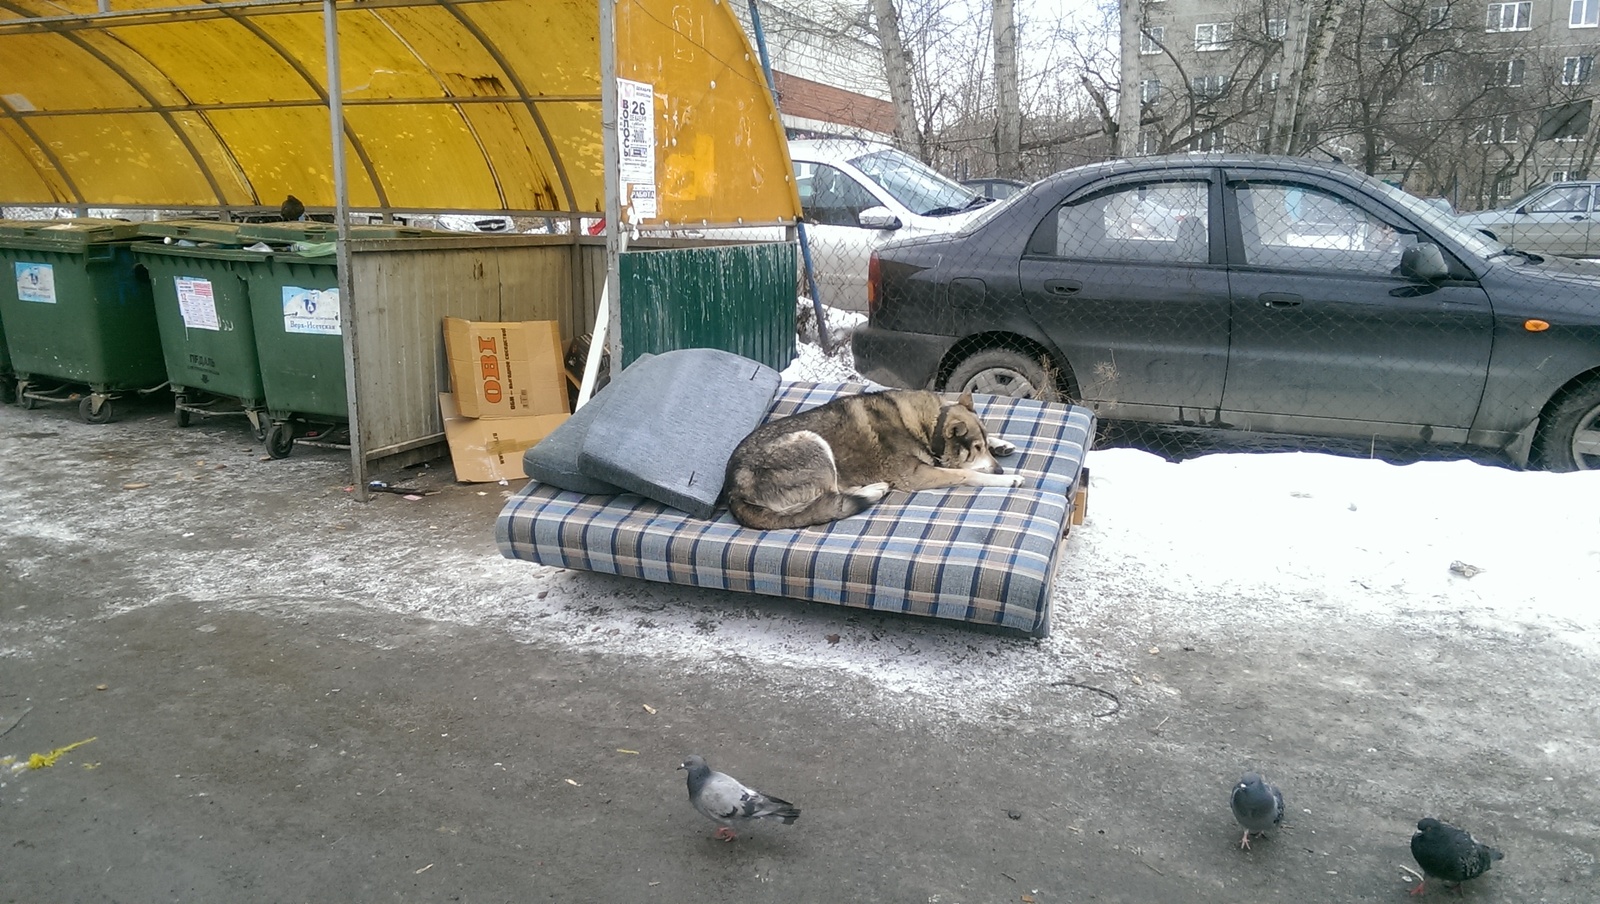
[174,276,220,331]
[281,285,341,336]
[617,78,656,184]
[15,262,55,303]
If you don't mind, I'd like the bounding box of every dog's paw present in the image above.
[1005,474,1024,487]
[851,482,891,503]
[989,438,1017,458]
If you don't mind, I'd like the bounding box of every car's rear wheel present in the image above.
[945,348,1062,402]
[1532,376,1600,471]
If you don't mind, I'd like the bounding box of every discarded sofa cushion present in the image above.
[575,348,781,518]
[520,354,657,496]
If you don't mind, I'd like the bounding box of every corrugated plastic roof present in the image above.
[0,0,801,225]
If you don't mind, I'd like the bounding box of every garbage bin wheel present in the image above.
[266,423,295,459]
[249,414,268,443]
[79,396,113,425]
[174,396,191,428]
[18,391,37,410]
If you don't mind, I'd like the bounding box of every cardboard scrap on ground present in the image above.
[440,317,572,483]
[439,393,566,484]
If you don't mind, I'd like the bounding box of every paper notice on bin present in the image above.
[14,262,56,303]
[174,276,220,330]
[281,286,341,336]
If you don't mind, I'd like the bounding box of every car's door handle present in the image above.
[1260,292,1302,308]
[1045,279,1082,296]
[1571,215,1587,221]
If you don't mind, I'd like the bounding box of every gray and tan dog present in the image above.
[723,389,1021,530]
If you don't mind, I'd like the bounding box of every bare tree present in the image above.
[872,0,926,158]
[992,0,1022,176]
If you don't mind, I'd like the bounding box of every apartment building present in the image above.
[1127,0,1600,206]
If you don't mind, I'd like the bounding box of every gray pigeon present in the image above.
[1409,817,1503,896]
[1230,772,1285,850]
[678,754,800,841]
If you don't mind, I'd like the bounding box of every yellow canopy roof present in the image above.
[0,0,800,225]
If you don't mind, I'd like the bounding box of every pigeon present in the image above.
[280,194,305,222]
[1409,817,1503,896]
[1230,772,1285,850]
[678,754,800,842]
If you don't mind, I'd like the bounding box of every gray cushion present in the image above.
[520,354,658,496]
[578,349,781,518]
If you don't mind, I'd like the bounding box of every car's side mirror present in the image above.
[858,206,902,230]
[1400,243,1449,280]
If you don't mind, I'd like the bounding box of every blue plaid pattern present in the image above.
[495,381,1095,636]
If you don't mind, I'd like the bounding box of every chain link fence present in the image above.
[787,151,1600,472]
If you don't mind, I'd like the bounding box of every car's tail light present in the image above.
[867,251,881,317]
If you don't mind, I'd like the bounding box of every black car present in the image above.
[853,154,1600,470]
[961,177,1028,200]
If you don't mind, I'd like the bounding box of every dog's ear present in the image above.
[958,391,975,411]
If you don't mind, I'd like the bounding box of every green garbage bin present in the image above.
[0,218,163,423]
[133,220,273,438]
[0,296,13,405]
[232,223,439,458]
[0,225,13,403]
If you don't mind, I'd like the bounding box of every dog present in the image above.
[723,389,1021,530]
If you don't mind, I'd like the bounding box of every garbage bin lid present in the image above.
[136,219,250,245]
[0,217,145,245]
[237,222,442,243]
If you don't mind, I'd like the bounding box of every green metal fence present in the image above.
[618,242,796,371]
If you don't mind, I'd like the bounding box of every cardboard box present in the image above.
[439,392,567,483]
[443,317,569,419]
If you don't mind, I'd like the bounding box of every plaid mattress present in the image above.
[495,381,1095,637]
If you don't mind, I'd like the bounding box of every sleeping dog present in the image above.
[723,389,1020,530]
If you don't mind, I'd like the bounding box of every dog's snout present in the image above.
[973,451,1002,474]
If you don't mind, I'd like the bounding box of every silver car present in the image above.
[1458,182,1600,257]
[789,138,994,311]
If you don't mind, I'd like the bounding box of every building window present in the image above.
[1140,27,1165,55]
[1573,0,1599,26]
[1193,127,1226,151]
[1368,34,1400,50]
[1137,131,1162,155]
[1266,18,1287,39]
[1486,1,1532,30]
[1482,114,1519,143]
[1140,78,1162,103]
[1564,55,1595,84]
[1195,22,1233,51]
[1493,175,1517,203]
[1191,74,1231,99]
[1259,71,1281,93]
[1549,169,1588,181]
[1422,59,1447,84]
[1429,5,1451,26]
[1489,59,1526,86]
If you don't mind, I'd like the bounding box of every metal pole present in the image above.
[324,0,365,499]
[747,0,831,354]
[599,0,624,383]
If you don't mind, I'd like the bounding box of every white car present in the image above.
[1457,182,1600,257]
[788,138,994,311]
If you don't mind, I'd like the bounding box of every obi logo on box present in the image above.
[478,333,504,403]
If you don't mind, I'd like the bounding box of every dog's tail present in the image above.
[728,484,888,530]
